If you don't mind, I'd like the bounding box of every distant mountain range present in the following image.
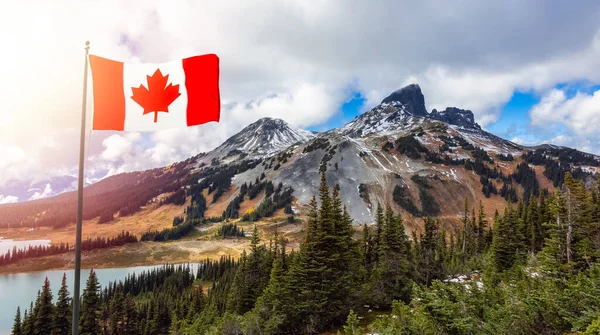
[1,84,599,228]
[0,176,77,204]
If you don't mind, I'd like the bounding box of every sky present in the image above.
[2,0,600,203]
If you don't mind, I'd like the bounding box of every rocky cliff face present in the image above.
[380,83,428,117]
[430,107,481,130]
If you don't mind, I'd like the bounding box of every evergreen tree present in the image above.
[491,206,519,271]
[418,217,444,285]
[80,270,101,335]
[369,205,412,306]
[23,302,34,335]
[374,203,384,264]
[329,196,362,323]
[251,237,289,333]
[52,274,71,335]
[123,294,138,334]
[361,223,374,276]
[338,310,362,335]
[477,201,489,252]
[539,173,598,274]
[539,192,569,273]
[34,277,53,335]
[109,284,125,335]
[250,224,260,248]
[13,306,22,335]
[255,172,361,333]
[228,223,273,315]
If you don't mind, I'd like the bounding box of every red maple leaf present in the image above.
[131,69,181,123]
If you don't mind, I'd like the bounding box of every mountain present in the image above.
[380,83,428,117]
[0,175,78,204]
[201,117,315,163]
[2,84,599,229]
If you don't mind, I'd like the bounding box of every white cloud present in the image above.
[532,89,600,135]
[526,88,600,154]
[0,195,18,204]
[29,184,53,201]
[0,145,26,169]
[100,133,142,162]
[530,90,568,128]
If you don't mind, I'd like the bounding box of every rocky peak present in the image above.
[219,117,315,157]
[430,107,481,130]
[380,84,428,117]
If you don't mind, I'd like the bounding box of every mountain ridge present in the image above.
[1,84,599,227]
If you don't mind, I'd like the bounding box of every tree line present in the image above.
[1,231,137,267]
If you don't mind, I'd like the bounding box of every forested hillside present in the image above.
[14,171,600,334]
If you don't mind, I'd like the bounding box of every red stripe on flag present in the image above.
[89,55,126,131]
[182,54,220,126]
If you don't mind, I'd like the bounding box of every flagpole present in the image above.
[72,40,90,335]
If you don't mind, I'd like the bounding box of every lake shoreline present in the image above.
[0,238,251,275]
[0,264,205,335]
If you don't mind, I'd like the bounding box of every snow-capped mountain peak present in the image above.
[217,117,315,158]
[338,84,484,137]
[336,102,421,137]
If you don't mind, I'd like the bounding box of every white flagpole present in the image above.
[72,40,90,335]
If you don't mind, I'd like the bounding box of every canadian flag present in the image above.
[89,54,220,131]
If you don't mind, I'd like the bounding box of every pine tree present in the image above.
[251,237,289,334]
[123,294,138,334]
[109,284,125,335]
[228,250,250,313]
[80,270,101,335]
[34,277,54,335]
[251,225,260,250]
[30,292,40,335]
[361,223,374,276]
[23,302,34,335]
[420,217,443,286]
[13,306,22,335]
[539,192,569,273]
[329,202,362,324]
[258,171,361,333]
[461,197,469,256]
[374,203,384,265]
[338,310,362,335]
[477,201,489,252]
[538,173,597,274]
[319,171,334,235]
[491,206,519,272]
[52,274,71,335]
[515,199,529,256]
[526,194,543,254]
[369,205,412,306]
[229,223,273,315]
[306,196,319,245]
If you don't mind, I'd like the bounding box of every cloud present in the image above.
[0,195,19,204]
[0,145,26,170]
[524,88,600,154]
[85,83,342,179]
[531,89,600,135]
[101,133,142,162]
[3,0,600,186]
[29,184,53,200]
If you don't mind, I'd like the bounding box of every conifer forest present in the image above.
[12,172,600,334]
